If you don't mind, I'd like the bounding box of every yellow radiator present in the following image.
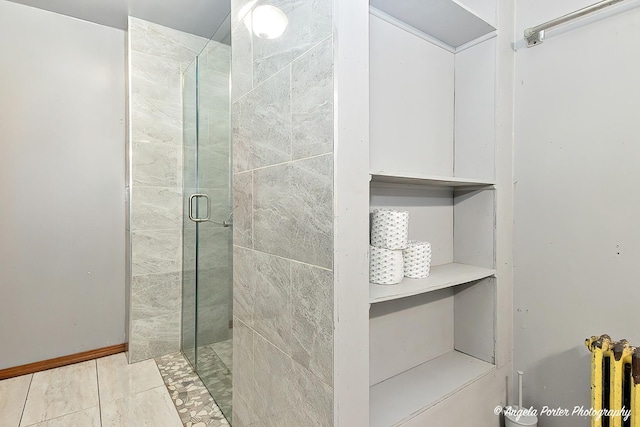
[586,335,640,427]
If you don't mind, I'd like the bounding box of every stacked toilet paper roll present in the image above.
[369,209,408,285]
[369,245,404,285]
[369,208,433,285]
[370,209,409,250]
[403,241,432,278]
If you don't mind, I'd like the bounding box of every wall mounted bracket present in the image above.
[524,29,544,47]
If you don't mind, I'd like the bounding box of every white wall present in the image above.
[0,1,126,369]
[369,14,455,178]
[332,0,371,424]
[514,2,640,424]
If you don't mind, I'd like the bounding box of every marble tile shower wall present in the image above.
[127,17,206,363]
[231,0,334,425]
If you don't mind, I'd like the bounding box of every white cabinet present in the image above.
[367,0,504,424]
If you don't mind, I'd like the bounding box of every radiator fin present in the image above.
[586,335,640,427]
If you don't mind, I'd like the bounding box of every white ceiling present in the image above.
[6,0,230,40]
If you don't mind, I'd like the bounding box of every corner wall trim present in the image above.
[0,343,127,380]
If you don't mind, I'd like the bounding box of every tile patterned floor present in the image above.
[155,352,229,427]
[0,352,230,427]
[194,341,233,420]
[208,340,232,371]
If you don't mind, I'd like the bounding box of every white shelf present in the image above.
[370,351,495,427]
[370,0,496,49]
[370,263,495,304]
[370,171,495,188]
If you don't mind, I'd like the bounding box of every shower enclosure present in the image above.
[181,35,233,420]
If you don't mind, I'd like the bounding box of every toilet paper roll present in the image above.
[369,245,404,285]
[403,241,432,278]
[370,209,409,250]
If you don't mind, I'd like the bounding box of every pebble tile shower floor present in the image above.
[155,352,229,427]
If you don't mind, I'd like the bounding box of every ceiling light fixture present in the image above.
[238,3,289,40]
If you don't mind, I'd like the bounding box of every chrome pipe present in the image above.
[524,0,625,47]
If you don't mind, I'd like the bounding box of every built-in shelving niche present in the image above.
[367,0,499,422]
[369,182,496,292]
[369,279,496,427]
[369,296,496,426]
[369,182,497,427]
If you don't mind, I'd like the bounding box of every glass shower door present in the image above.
[182,42,233,422]
[194,42,233,419]
[181,59,198,369]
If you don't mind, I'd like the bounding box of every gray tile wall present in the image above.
[127,17,206,363]
[231,0,334,424]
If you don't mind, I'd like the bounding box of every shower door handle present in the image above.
[188,193,210,223]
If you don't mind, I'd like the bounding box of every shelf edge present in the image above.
[369,171,496,187]
[369,266,496,304]
[369,6,457,53]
